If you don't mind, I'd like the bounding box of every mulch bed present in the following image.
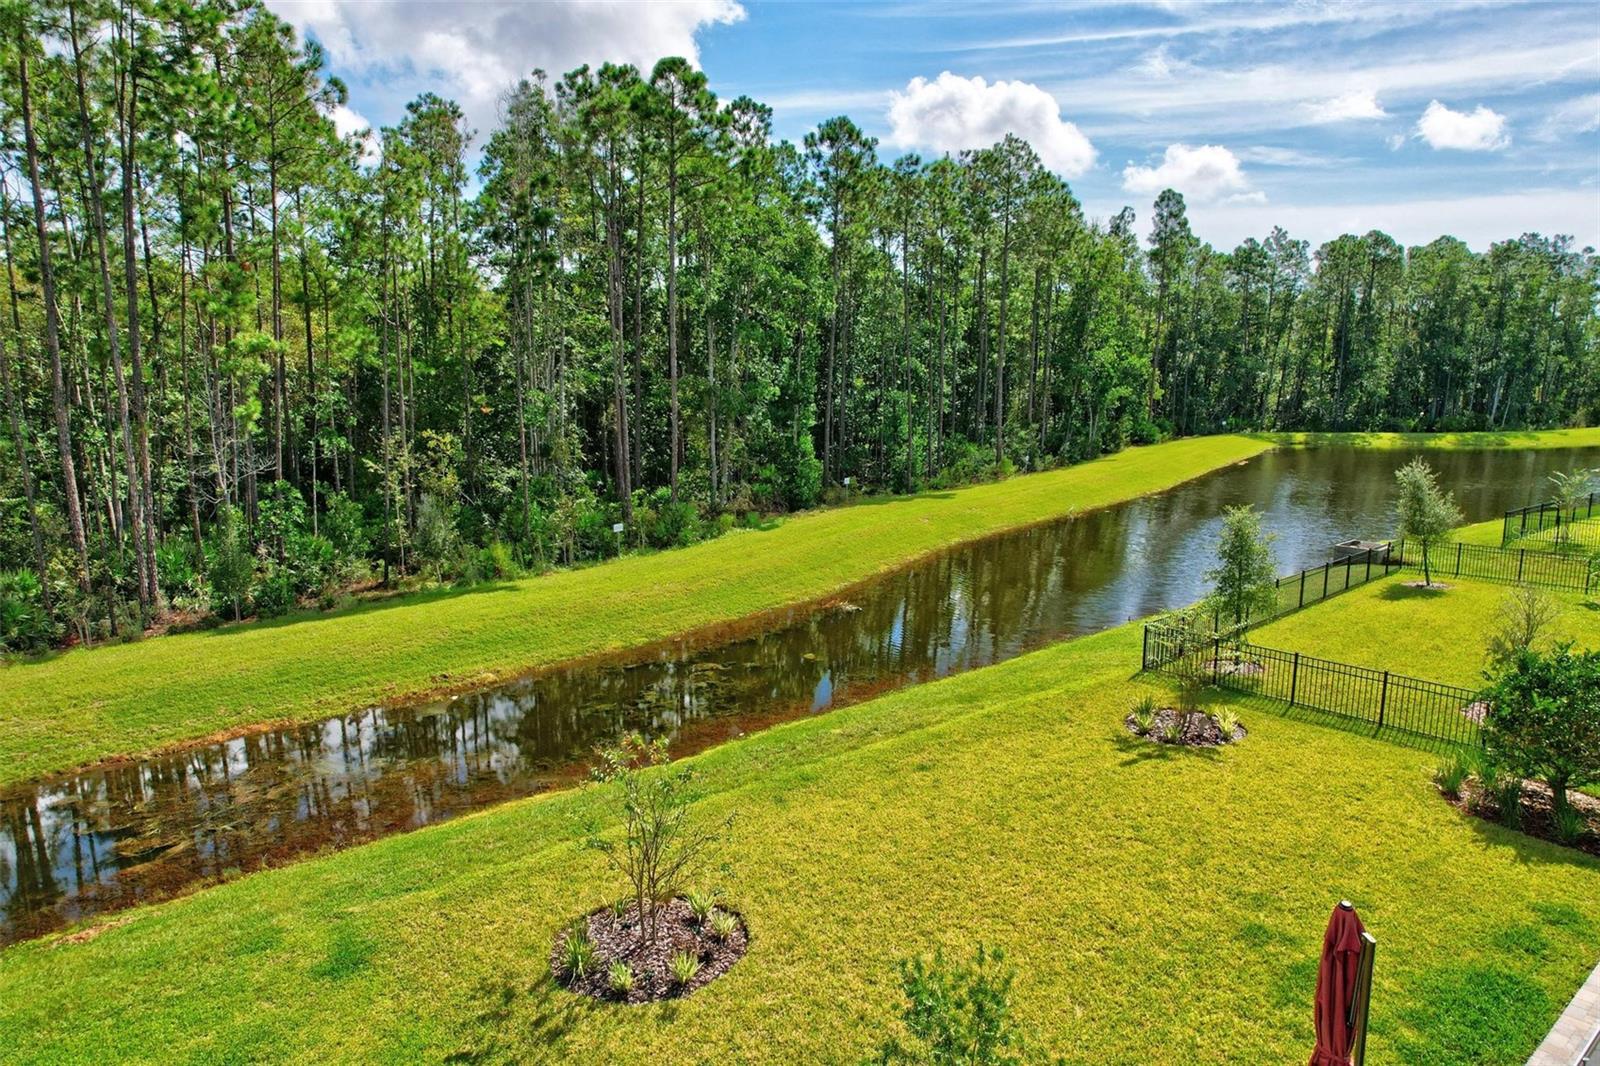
[1124,708,1246,748]
[552,897,749,1003]
[1446,778,1600,858]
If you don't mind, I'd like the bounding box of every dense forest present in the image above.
[1,0,1597,649]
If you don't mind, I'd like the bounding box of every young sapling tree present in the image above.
[1206,504,1278,628]
[587,734,732,949]
[1394,459,1462,588]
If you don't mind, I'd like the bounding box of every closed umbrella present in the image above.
[1309,900,1368,1066]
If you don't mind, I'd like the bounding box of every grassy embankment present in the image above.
[0,434,1272,788]
[1252,574,1600,688]
[1263,427,1600,451]
[8,427,1598,790]
[3,601,1598,1063]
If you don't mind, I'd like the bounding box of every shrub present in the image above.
[685,888,717,924]
[1493,777,1523,829]
[1130,702,1156,736]
[1552,801,1585,846]
[414,492,463,579]
[709,911,737,942]
[1213,708,1240,737]
[1485,586,1560,672]
[670,951,701,987]
[154,539,199,604]
[877,944,1026,1066]
[561,921,596,979]
[0,570,55,653]
[1160,720,1185,745]
[1434,751,1477,798]
[587,734,733,948]
[250,566,296,618]
[1482,644,1600,811]
[607,961,635,995]
[207,506,255,621]
[322,491,371,567]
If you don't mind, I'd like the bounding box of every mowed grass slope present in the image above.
[1252,574,1600,688]
[0,434,1270,787]
[1264,427,1600,451]
[2,621,1597,1064]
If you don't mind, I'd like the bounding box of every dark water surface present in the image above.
[3,445,1595,944]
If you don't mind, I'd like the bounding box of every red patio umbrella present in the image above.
[1309,900,1369,1066]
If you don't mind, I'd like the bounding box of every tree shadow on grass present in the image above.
[1377,582,1450,602]
[445,975,584,1063]
[1458,810,1600,872]
[1111,727,1224,767]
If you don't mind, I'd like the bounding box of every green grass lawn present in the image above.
[1263,427,1600,451]
[1251,574,1600,688]
[0,434,1273,788]
[1453,515,1600,553]
[3,617,1597,1064]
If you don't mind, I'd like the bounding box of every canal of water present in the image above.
[2,444,1595,944]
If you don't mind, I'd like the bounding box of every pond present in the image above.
[2,444,1595,945]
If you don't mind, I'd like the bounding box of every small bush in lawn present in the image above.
[607,961,635,995]
[1160,720,1184,744]
[1482,644,1600,814]
[670,951,701,987]
[686,888,717,924]
[561,921,596,979]
[1434,752,1476,798]
[877,944,1026,1066]
[587,734,733,949]
[1131,706,1156,736]
[611,898,631,921]
[710,911,737,942]
[1552,801,1585,846]
[1213,709,1240,737]
[1485,586,1560,671]
[1493,776,1523,829]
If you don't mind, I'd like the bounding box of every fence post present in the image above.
[1455,542,1463,577]
[1142,626,1150,670]
[1518,549,1526,583]
[1299,569,1306,609]
[1211,638,1221,682]
[1323,561,1330,599]
[1366,551,1372,582]
[1378,671,1389,729]
[1289,652,1300,707]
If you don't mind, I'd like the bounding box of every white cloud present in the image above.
[1237,146,1343,168]
[1537,92,1600,141]
[1303,89,1388,124]
[1121,143,1259,204]
[267,0,745,134]
[329,104,379,165]
[885,71,1096,175]
[1415,100,1511,151]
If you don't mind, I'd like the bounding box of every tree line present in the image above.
[1,0,1596,648]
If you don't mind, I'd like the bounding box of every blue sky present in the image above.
[271,0,1600,251]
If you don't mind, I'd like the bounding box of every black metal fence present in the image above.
[1502,492,1599,551]
[1202,544,1400,633]
[1142,623,1483,747]
[1392,538,1596,593]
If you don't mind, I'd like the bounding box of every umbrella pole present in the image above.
[1349,931,1377,1066]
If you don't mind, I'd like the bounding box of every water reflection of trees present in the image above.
[4,445,1595,944]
